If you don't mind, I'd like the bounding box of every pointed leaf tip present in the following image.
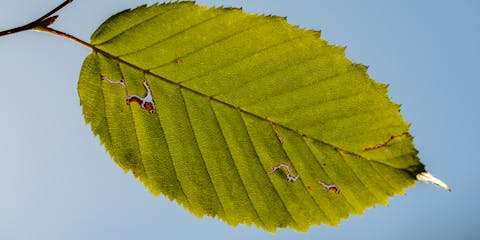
[416,172,451,192]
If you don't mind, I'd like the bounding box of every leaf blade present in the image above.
[78,2,434,231]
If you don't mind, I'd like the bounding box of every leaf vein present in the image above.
[209,100,265,227]
[275,89,365,121]
[301,137,358,213]
[179,35,308,84]
[118,65,149,182]
[94,4,188,46]
[145,77,192,207]
[243,69,351,109]
[118,12,228,58]
[180,88,226,216]
[367,160,395,195]
[239,111,297,225]
[336,149,379,204]
[96,53,124,171]
[272,125,333,223]
[92,49,411,177]
[147,19,272,71]
[215,53,337,98]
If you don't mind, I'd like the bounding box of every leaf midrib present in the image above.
[89,45,411,174]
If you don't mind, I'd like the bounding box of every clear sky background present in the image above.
[0,0,478,239]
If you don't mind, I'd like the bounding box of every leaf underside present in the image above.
[78,2,425,232]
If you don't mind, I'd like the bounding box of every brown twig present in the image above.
[0,0,95,50]
[0,0,73,37]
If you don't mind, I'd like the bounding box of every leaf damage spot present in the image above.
[272,125,284,145]
[101,75,156,114]
[364,132,409,151]
[317,180,340,194]
[267,163,299,183]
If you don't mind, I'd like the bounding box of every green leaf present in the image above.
[78,2,448,232]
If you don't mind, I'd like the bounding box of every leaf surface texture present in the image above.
[79,2,425,231]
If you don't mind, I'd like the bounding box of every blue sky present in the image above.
[0,0,478,239]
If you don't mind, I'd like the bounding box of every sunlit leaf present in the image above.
[78,2,447,232]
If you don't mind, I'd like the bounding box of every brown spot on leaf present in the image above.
[364,132,410,151]
[271,125,284,145]
[318,180,340,194]
[103,76,156,114]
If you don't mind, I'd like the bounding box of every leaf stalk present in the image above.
[34,26,93,50]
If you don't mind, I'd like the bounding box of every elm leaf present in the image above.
[78,2,448,232]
